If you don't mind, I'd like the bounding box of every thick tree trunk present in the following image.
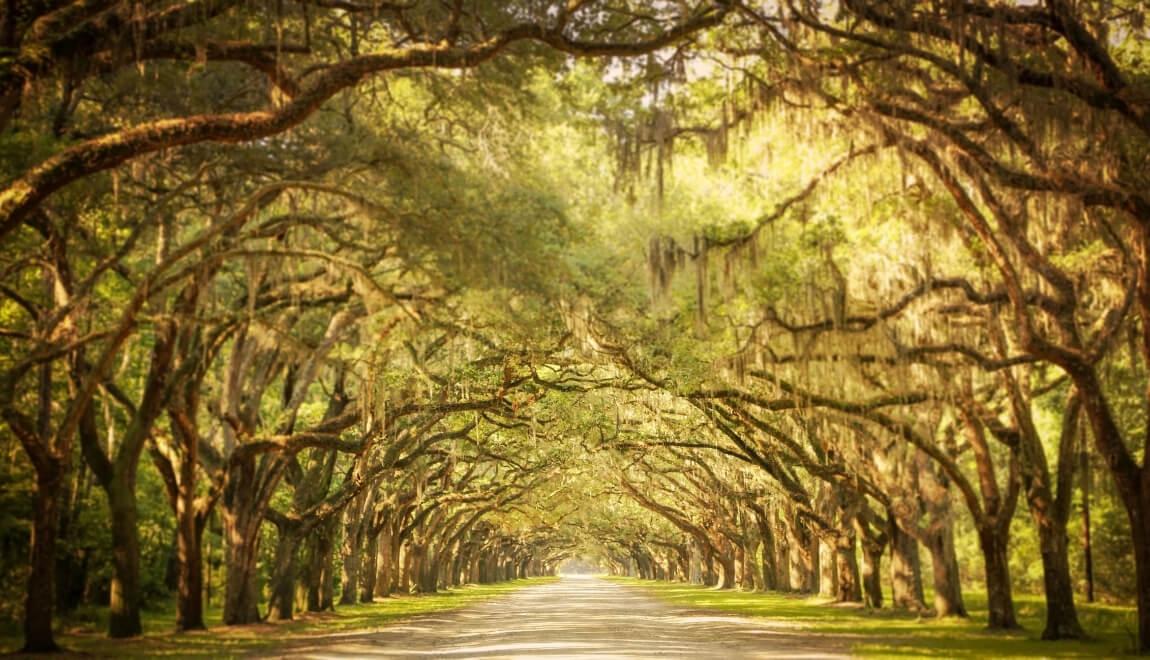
[1035,523,1084,639]
[1081,447,1094,603]
[23,467,64,652]
[318,524,335,610]
[408,542,425,592]
[755,513,777,591]
[375,528,395,597]
[175,506,207,631]
[108,479,143,638]
[267,525,301,621]
[889,519,927,611]
[55,463,88,616]
[715,550,736,589]
[689,541,703,585]
[339,504,364,605]
[418,546,439,593]
[360,533,378,602]
[772,518,791,592]
[834,534,862,604]
[1128,488,1150,654]
[478,552,490,584]
[398,543,412,593]
[442,548,458,588]
[739,540,756,590]
[786,520,815,592]
[168,403,209,632]
[817,538,836,598]
[306,532,325,612]
[859,542,883,609]
[923,524,967,617]
[978,528,1019,629]
[221,501,263,625]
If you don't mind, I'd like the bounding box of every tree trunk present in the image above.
[418,546,439,593]
[1129,488,1150,654]
[221,501,262,625]
[1036,522,1084,639]
[689,540,703,585]
[889,518,927,611]
[978,527,1019,629]
[442,548,458,588]
[175,505,207,631]
[859,541,882,609]
[1081,446,1094,603]
[715,550,736,589]
[318,524,335,610]
[755,511,777,591]
[360,532,378,602]
[306,532,325,612]
[408,542,425,592]
[786,519,815,592]
[339,532,361,604]
[834,533,862,604]
[739,540,756,590]
[468,551,481,585]
[266,525,301,621]
[702,548,715,586]
[375,527,395,597]
[55,463,88,616]
[923,523,966,617]
[108,479,143,638]
[23,467,64,652]
[817,538,836,598]
[338,495,368,606]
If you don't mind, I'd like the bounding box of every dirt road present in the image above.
[282,575,850,658]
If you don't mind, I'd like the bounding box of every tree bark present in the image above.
[267,523,301,621]
[339,518,362,605]
[305,531,326,612]
[786,517,816,593]
[360,532,379,602]
[1036,522,1084,639]
[859,539,883,609]
[107,479,143,638]
[738,540,755,590]
[375,525,396,597]
[23,466,64,652]
[754,510,778,591]
[689,540,703,585]
[889,517,927,612]
[175,503,207,631]
[1131,499,1150,655]
[923,523,966,617]
[715,548,736,590]
[221,499,263,625]
[315,521,336,610]
[1081,445,1094,603]
[418,545,439,593]
[834,533,863,604]
[978,527,1019,629]
[817,538,836,598]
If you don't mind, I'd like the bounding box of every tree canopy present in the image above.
[2,0,1150,655]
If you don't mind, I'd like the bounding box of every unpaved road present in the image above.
[282,576,850,658]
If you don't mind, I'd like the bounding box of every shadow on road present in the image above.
[281,576,851,658]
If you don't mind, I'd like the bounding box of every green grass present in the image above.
[0,578,557,658]
[609,577,1138,658]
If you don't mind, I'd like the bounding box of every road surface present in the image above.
[282,575,850,658]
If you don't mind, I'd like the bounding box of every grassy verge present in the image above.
[609,577,1137,658]
[1,577,556,658]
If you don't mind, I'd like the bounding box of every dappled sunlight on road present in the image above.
[283,577,848,658]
